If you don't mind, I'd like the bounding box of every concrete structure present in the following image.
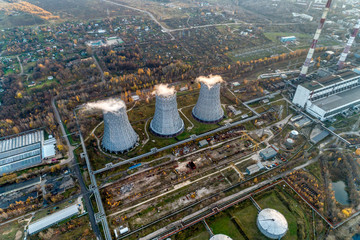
[0,130,57,174]
[246,162,265,175]
[300,0,332,79]
[102,101,138,153]
[210,234,233,240]
[260,148,278,160]
[198,139,209,147]
[193,82,224,123]
[337,19,360,69]
[257,208,288,239]
[294,118,312,128]
[293,70,360,120]
[28,204,80,235]
[150,91,184,137]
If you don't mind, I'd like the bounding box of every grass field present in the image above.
[264,32,310,42]
[0,220,25,240]
[207,213,245,240]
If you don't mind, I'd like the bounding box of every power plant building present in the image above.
[102,101,138,153]
[150,90,184,137]
[193,82,224,123]
[292,69,360,121]
[257,208,288,239]
[0,130,57,175]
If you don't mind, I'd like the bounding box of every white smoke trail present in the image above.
[85,98,126,113]
[153,84,176,97]
[196,75,224,88]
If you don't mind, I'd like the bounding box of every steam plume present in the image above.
[86,98,126,113]
[153,84,176,97]
[196,75,224,88]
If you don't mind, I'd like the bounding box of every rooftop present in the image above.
[300,70,360,91]
[312,86,360,111]
[28,204,79,235]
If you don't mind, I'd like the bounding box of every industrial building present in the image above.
[102,100,138,153]
[246,162,265,175]
[257,208,288,239]
[260,147,278,160]
[280,36,296,43]
[150,85,184,137]
[292,69,360,121]
[0,130,57,175]
[310,126,335,144]
[28,204,80,235]
[192,81,224,123]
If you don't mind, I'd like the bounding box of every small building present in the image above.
[131,95,140,101]
[294,118,311,128]
[280,36,296,43]
[228,106,242,116]
[231,82,240,87]
[290,115,303,122]
[246,162,264,175]
[260,148,277,160]
[198,139,208,148]
[310,127,335,144]
[28,204,80,235]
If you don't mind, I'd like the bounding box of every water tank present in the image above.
[150,84,184,137]
[285,138,295,149]
[102,100,138,153]
[210,234,233,240]
[289,130,299,139]
[257,208,288,239]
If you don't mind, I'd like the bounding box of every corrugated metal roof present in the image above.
[28,204,79,235]
[0,131,43,153]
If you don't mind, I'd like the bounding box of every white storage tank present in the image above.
[285,138,295,149]
[210,234,233,240]
[257,208,288,239]
[289,130,299,139]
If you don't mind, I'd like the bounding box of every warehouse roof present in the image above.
[312,86,360,111]
[28,204,79,235]
[311,127,335,144]
[0,131,43,153]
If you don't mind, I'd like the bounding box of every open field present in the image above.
[0,220,26,240]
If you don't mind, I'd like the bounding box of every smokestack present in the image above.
[337,19,360,70]
[300,0,332,79]
[192,75,224,123]
[96,100,138,153]
[150,84,184,137]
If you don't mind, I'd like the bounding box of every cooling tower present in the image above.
[150,93,184,137]
[102,103,138,153]
[192,82,224,123]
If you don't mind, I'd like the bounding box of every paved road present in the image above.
[51,98,102,239]
[92,54,105,82]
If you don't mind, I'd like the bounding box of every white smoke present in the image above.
[153,84,176,97]
[196,75,224,88]
[85,98,126,113]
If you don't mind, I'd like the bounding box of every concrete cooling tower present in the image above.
[102,103,138,153]
[150,86,184,137]
[192,82,224,123]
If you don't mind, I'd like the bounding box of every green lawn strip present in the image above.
[207,212,245,240]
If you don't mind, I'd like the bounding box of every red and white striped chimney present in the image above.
[300,0,332,79]
[337,19,360,70]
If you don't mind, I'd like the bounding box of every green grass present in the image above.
[0,220,24,240]
[306,161,323,184]
[171,222,210,240]
[231,199,264,239]
[207,213,245,240]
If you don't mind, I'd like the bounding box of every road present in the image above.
[51,97,102,239]
[92,54,105,82]
[16,55,24,75]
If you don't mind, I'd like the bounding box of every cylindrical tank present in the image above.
[289,130,299,139]
[102,102,138,153]
[210,234,232,240]
[192,82,224,123]
[285,138,295,149]
[150,89,184,137]
[257,208,288,239]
